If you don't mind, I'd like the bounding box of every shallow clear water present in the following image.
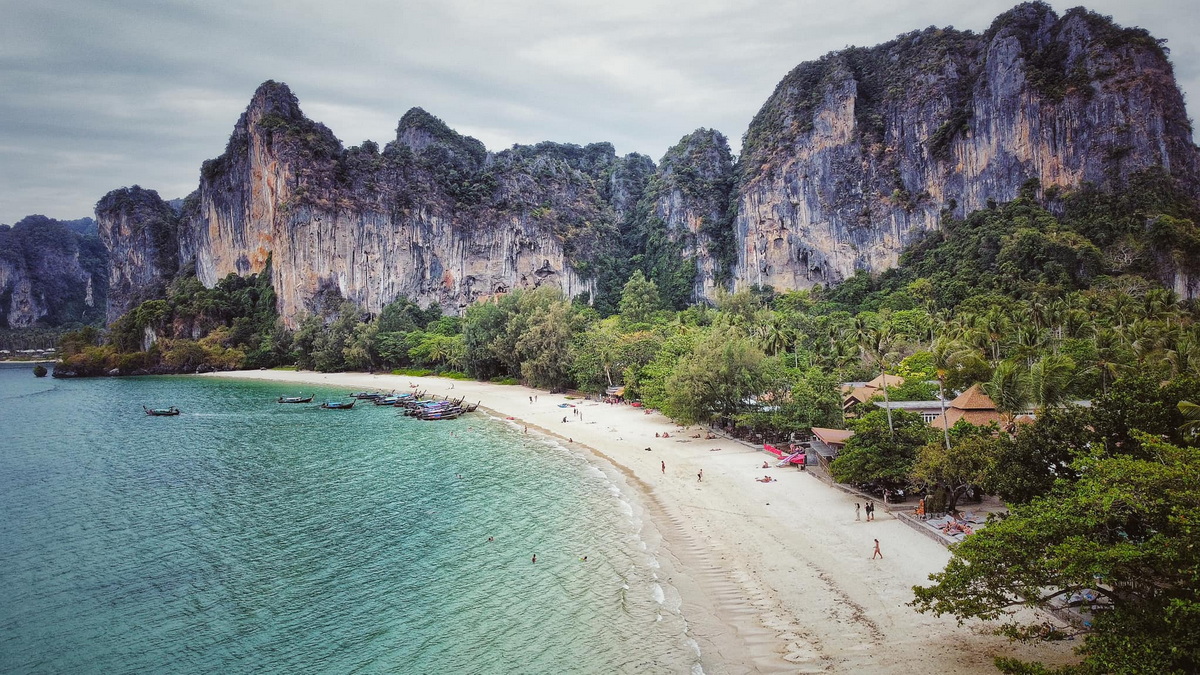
[0,364,698,673]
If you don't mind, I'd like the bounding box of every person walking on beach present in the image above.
[866,500,875,521]
[855,503,861,521]
[698,469,703,482]
[661,460,666,474]
[872,539,882,559]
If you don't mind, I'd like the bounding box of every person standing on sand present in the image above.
[866,500,874,521]
[661,460,665,474]
[855,503,861,521]
[872,539,882,559]
[698,469,703,482]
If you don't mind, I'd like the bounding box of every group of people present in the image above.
[855,500,877,521]
[940,519,974,536]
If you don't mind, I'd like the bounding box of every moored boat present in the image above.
[320,400,356,409]
[277,394,314,403]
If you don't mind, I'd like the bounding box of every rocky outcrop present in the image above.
[96,186,178,323]
[0,216,106,328]
[645,129,735,301]
[172,82,646,325]
[733,2,1200,292]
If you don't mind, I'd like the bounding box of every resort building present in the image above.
[872,399,944,423]
[809,427,854,469]
[841,373,905,417]
[927,383,1006,430]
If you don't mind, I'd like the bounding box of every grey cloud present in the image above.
[1,0,1196,224]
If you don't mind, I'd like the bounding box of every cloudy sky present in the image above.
[2,0,1197,225]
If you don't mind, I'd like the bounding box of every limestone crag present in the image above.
[99,3,1200,321]
[733,3,1200,292]
[0,216,106,328]
[647,129,735,300]
[97,187,178,323]
[170,83,641,325]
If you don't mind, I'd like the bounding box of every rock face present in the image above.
[644,129,735,302]
[96,186,179,324]
[0,216,106,328]
[168,83,652,325]
[733,3,1200,292]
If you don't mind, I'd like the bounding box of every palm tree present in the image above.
[1179,401,1200,437]
[857,323,899,433]
[977,308,1010,363]
[984,360,1030,432]
[931,338,985,449]
[759,314,793,358]
[1028,354,1075,412]
[1083,328,1125,396]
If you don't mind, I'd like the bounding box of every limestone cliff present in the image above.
[733,2,1200,292]
[0,216,106,329]
[96,186,179,323]
[172,82,646,325]
[643,129,735,301]
[99,3,1200,320]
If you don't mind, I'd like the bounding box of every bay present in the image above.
[0,364,699,673]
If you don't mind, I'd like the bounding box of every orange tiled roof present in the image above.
[948,383,996,410]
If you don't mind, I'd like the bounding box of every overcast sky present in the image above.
[1,0,1196,225]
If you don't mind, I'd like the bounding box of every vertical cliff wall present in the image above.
[169,83,643,326]
[639,129,734,303]
[733,3,1200,292]
[96,186,179,323]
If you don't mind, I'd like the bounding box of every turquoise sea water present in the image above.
[0,364,699,673]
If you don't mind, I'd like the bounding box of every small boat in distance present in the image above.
[144,405,181,416]
[277,395,314,403]
[320,400,356,410]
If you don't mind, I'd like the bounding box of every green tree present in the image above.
[930,338,987,449]
[461,300,509,380]
[516,298,580,390]
[988,406,1093,505]
[1028,353,1075,411]
[661,325,768,424]
[911,424,999,513]
[830,409,935,488]
[985,360,1030,431]
[1181,400,1200,437]
[617,270,663,328]
[913,436,1200,675]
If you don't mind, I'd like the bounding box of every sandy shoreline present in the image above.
[203,369,1072,674]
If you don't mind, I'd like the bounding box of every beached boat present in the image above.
[277,395,314,403]
[144,405,181,416]
[320,400,356,409]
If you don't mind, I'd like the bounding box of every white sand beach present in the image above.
[204,369,1073,674]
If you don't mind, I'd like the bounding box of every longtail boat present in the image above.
[321,400,356,409]
[144,405,181,416]
[277,394,313,403]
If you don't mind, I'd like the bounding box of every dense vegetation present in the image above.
[55,262,283,376]
[0,215,107,344]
